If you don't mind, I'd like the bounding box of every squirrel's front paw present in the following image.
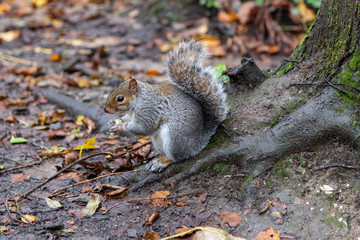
[146,156,173,172]
[107,118,124,133]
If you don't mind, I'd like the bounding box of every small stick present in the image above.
[51,169,139,194]
[0,158,43,175]
[314,164,359,172]
[111,140,151,159]
[0,53,37,66]
[22,152,109,198]
[15,197,33,224]
[103,192,194,214]
[323,77,348,95]
[4,199,22,224]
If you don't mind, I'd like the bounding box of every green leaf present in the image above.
[45,198,63,209]
[33,125,49,130]
[44,146,67,153]
[10,136,28,144]
[70,128,81,135]
[0,164,5,170]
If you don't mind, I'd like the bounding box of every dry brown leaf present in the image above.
[218,11,238,23]
[219,211,242,227]
[48,109,66,123]
[146,70,160,76]
[250,228,280,240]
[145,212,160,226]
[99,139,121,146]
[49,53,62,62]
[298,0,315,23]
[9,66,39,76]
[11,173,31,183]
[82,117,96,134]
[175,202,189,206]
[63,151,79,167]
[150,190,172,207]
[237,1,259,24]
[4,115,16,123]
[143,230,160,240]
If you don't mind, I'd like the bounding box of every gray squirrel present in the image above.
[104,40,228,172]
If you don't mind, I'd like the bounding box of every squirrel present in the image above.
[104,40,228,172]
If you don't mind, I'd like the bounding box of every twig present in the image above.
[289,83,345,87]
[323,77,348,95]
[4,199,22,224]
[0,158,44,175]
[0,53,37,66]
[314,164,360,172]
[21,152,109,198]
[111,140,152,159]
[103,192,195,214]
[51,169,139,194]
[15,197,33,225]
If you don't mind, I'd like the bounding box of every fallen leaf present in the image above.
[11,173,31,183]
[39,146,68,157]
[49,53,62,62]
[0,30,20,42]
[237,1,259,24]
[32,0,48,8]
[10,136,28,144]
[250,228,280,240]
[76,115,85,125]
[82,193,101,216]
[63,151,79,166]
[0,226,8,233]
[219,211,242,227]
[175,202,189,206]
[145,212,160,226]
[99,139,121,146]
[170,227,246,240]
[218,11,238,23]
[82,117,96,134]
[150,191,172,207]
[21,215,36,224]
[145,70,160,76]
[45,198,63,209]
[298,0,315,23]
[143,230,160,240]
[4,115,16,123]
[103,184,128,199]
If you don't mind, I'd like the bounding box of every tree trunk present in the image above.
[125,0,360,188]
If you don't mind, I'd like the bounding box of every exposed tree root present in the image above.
[37,85,359,191]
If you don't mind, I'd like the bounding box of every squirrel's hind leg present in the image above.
[146,156,173,172]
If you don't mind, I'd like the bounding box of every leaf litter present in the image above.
[0,0,354,239]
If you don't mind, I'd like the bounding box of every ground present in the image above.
[0,1,359,239]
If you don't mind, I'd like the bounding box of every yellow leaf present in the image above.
[21,215,36,224]
[74,137,97,158]
[77,79,90,88]
[298,0,315,23]
[76,115,85,125]
[32,0,48,7]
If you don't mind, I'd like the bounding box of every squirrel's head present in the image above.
[104,75,139,115]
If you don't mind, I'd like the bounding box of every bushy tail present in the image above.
[167,39,228,135]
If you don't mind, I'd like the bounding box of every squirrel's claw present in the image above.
[146,156,173,172]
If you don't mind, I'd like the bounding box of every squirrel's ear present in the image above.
[129,79,138,95]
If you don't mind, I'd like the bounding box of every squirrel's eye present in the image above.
[117,96,125,102]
